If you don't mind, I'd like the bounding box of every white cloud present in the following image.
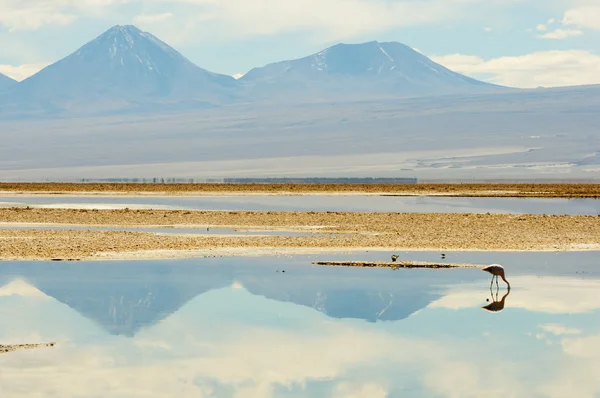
[0,0,485,38]
[4,277,600,398]
[0,280,49,298]
[563,6,600,30]
[166,0,468,42]
[332,382,389,398]
[534,330,600,398]
[0,0,127,31]
[0,0,568,47]
[538,28,583,39]
[540,324,582,336]
[0,63,48,81]
[0,9,76,32]
[484,27,493,32]
[562,334,600,359]
[429,276,600,314]
[74,0,523,45]
[431,50,600,88]
[532,14,582,40]
[133,12,174,25]
[0,286,447,398]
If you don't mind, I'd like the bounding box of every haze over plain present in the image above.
[1,0,599,180]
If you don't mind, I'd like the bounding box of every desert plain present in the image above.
[0,183,598,261]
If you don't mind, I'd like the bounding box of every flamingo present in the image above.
[482,264,510,290]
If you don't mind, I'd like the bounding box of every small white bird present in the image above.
[482,264,510,289]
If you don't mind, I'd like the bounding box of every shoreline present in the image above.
[1,183,600,198]
[3,245,600,262]
[53,245,600,262]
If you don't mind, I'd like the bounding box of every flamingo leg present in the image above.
[496,275,499,289]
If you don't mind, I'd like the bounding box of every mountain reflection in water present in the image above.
[1,252,600,398]
[0,258,464,335]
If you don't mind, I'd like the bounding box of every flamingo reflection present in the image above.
[482,289,510,312]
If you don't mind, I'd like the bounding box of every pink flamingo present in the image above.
[482,264,510,290]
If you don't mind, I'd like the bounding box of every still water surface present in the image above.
[0,195,599,214]
[0,251,599,397]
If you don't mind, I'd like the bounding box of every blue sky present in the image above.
[1,0,599,88]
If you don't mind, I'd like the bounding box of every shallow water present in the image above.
[0,195,599,215]
[1,251,599,397]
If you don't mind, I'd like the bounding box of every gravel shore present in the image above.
[0,208,598,260]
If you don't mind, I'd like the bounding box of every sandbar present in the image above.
[0,343,55,354]
[0,208,599,260]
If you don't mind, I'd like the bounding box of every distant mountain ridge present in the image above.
[240,41,503,100]
[0,26,506,117]
[0,73,16,90]
[0,25,238,116]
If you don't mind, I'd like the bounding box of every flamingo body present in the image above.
[482,264,510,289]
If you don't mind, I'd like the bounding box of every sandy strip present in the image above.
[1,183,600,198]
[0,343,56,354]
[92,247,379,261]
[313,260,483,269]
[0,208,599,260]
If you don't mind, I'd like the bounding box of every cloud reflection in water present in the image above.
[0,258,599,397]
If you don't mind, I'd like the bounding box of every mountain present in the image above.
[241,41,505,100]
[0,25,238,117]
[0,72,16,90]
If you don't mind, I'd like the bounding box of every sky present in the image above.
[0,0,599,88]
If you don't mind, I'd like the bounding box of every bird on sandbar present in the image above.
[391,254,399,262]
[482,264,510,290]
